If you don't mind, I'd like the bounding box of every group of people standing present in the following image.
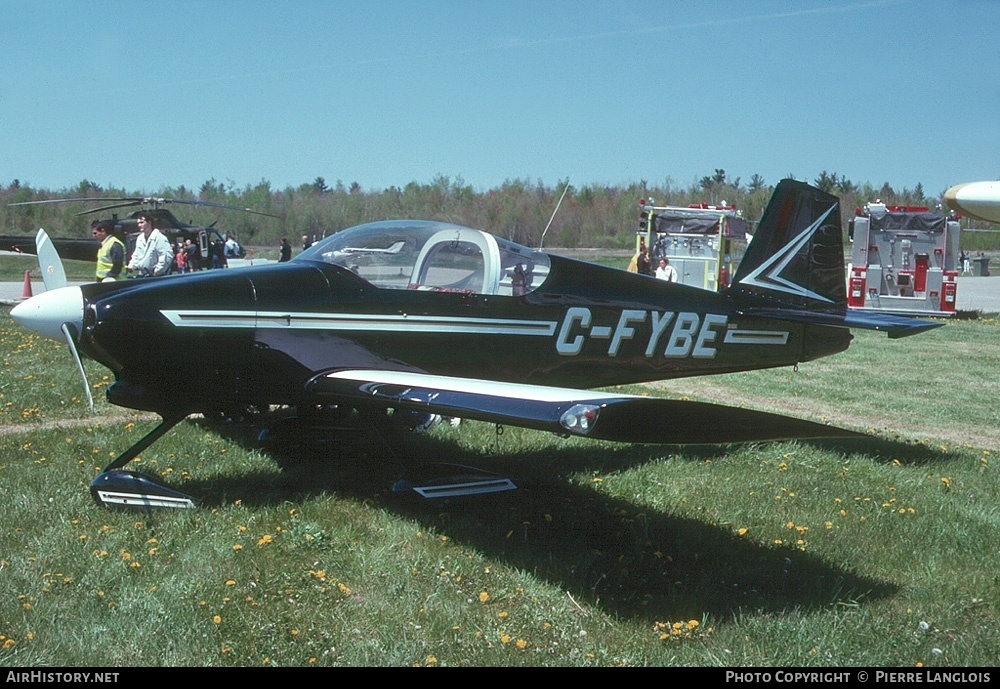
[91,211,241,281]
[277,234,314,263]
[628,238,679,282]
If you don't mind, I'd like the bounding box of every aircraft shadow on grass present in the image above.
[175,415,921,624]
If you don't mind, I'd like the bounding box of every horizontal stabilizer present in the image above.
[310,369,862,445]
[744,307,944,339]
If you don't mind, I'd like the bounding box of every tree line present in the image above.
[1,171,951,250]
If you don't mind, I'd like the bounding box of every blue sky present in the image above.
[3,0,997,198]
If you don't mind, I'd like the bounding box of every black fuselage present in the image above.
[77,256,851,416]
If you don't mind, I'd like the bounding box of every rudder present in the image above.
[730,180,845,310]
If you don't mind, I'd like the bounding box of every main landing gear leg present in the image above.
[90,411,196,510]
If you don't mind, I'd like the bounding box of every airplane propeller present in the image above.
[11,229,93,411]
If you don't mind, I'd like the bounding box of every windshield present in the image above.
[297,221,550,296]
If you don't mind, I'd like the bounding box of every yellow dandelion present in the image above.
[233,544,243,551]
[257,534,273,546]
[213,615,222,624]
[516,639,527,649]
[737,527,748,536]
[479,591,490,603]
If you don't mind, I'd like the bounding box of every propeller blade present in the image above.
[61,322,94,413]
[35,229,68,291]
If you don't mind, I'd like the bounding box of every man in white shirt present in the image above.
[126,211,174,277]
[655,257,678,282]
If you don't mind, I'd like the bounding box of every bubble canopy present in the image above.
[297,220,550,296]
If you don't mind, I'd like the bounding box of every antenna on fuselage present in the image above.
[539,178,571,250]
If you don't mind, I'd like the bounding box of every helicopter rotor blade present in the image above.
[8,197,141,207]
[10,196,282,219]
[162,199,282,218]
[76,201,150,216]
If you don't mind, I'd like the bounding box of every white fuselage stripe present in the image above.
[724,330,790,345]
[161,310,558,336]
[161,311,789,347]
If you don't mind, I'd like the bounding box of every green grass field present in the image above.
[0,305,997,667]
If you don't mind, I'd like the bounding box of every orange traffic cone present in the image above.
[20,270,33,300]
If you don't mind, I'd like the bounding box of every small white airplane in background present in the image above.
[945,181,1000,224]
[321,240,406,262]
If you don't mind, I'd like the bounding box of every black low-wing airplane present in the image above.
[10,180,941,508]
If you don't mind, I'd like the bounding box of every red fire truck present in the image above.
[847,202,960,316]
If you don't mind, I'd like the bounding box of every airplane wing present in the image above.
[306,369,863,444]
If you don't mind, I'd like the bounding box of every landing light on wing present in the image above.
[560,403,600,435]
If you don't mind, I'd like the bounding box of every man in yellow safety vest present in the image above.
[92,219,125,282]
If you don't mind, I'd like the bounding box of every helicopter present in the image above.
[2,196,281,267]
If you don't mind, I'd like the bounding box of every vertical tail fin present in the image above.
[730,180,845,310]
